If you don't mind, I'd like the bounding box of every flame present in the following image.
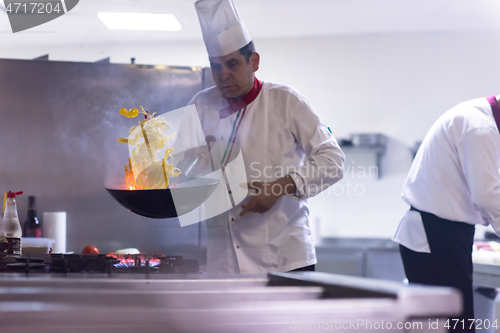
[123,158,179,191]
[108,253,161,267]
[125,158,141,191]
[118,107,181,192]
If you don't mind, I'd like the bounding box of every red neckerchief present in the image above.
[487,95,500,133]
[219,78,262,119]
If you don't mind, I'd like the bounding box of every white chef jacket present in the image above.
[189,81,345,273]
[393,97,500,253]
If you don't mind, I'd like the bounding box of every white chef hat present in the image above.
[195,0,252,57]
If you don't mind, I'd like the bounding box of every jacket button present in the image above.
[236,245,240,249]
[228,190,232,194]
[231,217,235,222]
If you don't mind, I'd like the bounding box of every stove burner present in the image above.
[7,262,46,270]
[0,253,200,275]
[112,253,161,268]
[15,257,44,263]
[51,254,120,273]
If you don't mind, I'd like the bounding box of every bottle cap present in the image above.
[6,191,23,198]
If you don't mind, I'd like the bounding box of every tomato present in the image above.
[82,245,100,255]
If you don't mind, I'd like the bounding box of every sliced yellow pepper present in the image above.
[120,108,139,118]
[162,160,170,188]
[118,135,140,145]
[164,148,174,157]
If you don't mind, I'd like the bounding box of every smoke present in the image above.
[44,61,204,188]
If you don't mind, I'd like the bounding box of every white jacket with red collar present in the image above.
[189,81,344,273]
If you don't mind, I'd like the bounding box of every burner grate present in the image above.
[0,253,200,275]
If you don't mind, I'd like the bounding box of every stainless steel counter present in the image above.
[316,238,406,282]
[0,271,460,333]
[474,263,500,288]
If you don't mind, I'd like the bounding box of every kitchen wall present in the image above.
[0,58,208,256]
[2,31,500,240]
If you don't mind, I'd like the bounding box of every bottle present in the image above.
[2,192,6,218]
[23,196,41,238]
[0,191,23,256]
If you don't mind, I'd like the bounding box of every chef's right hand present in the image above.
[239,176,297,216]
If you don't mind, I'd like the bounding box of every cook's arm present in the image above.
[287,98,345,200]
[461,127,500,233]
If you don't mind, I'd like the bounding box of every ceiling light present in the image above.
[97,12,182,31]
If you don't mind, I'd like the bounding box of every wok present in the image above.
[106,177,219,219]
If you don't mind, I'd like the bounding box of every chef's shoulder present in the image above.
[445,98,497,135]
[188,85,225,108]
[261,81,319,123]
[262,82,312,106]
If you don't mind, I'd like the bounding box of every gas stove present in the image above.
[0,253,200,276]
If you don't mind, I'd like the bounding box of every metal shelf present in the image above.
[339,144,386,179]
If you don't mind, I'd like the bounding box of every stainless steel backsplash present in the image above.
[0,57,214,260]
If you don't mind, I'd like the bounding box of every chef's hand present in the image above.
[240,175,297,216]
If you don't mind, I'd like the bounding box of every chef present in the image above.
[189,0,345,274]
[393,95,500,332]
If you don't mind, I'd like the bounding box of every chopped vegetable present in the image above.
[119,108,139,118]
[118,106,181,189]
